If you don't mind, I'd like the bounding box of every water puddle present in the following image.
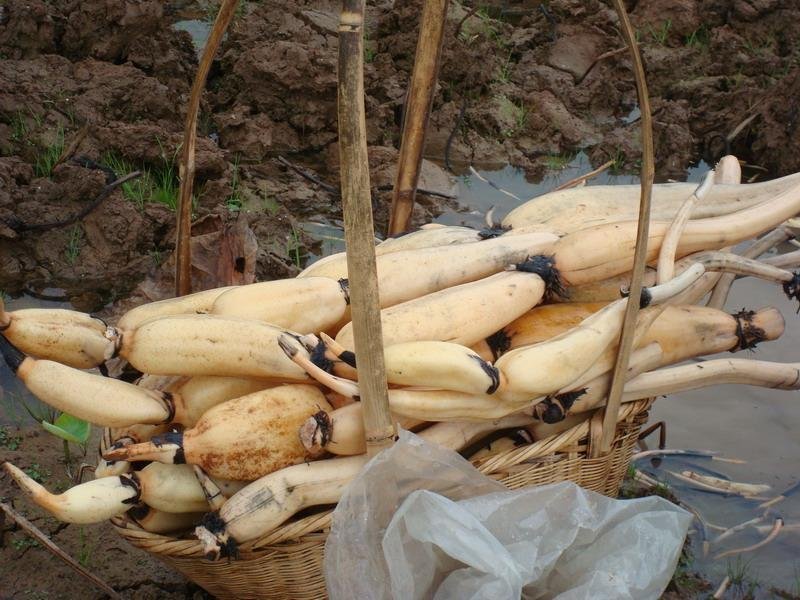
[172,19,212,56]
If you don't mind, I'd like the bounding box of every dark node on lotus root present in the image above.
[478,225,510,240]
[515,255,566,299]
[150,432,185,463]
[127,503,150,522]
[338,278,350,305]
[782,272,800,313]
[119,473,142,505]
[540,399,565,424]
[540,388,587,424]
[310,339,334,374]
[339,350,357,368]
[162,391,176,423]
[621,285,652,308]
[200,511,227,535]
[485,330,511,360]
[730,308,766,352]
[471,355,500,394]
[510,429,533,446]
[556,388,586,412]
[311,409,332,447]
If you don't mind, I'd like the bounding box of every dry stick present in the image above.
[712,514,769,546]
[762,249,800,269]
[713,518,783,560]
[11,171,141,233]
[0,502,122,599]
[468,166,522,202]
[387,0,450,235]
[595,0,654,457]
[453,4,481,39]
[338,0,394,456]
[758,480,800,509]
[54,126,89,170]
[277,155,339,195]
[575,46,627,85]
[657,171,715,284]
[707,226,792,309]
[553,159,614,191]
[713,576,731,599]
[175,0,239,297]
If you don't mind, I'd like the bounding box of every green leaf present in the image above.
[41,413,91,444]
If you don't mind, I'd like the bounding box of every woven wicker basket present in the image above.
[112,399,651,600]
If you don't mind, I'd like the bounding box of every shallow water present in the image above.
[172,19,212,55]
[0,295,76,426]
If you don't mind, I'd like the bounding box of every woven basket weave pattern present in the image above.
[112,400,650,600]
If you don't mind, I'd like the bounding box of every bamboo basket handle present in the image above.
[593,0,655,457]
[338,0,395,456]
[175,0,240,296]
[387,0,450,236]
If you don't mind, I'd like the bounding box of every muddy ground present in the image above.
[1,0,800,597]
[0,426,211,599]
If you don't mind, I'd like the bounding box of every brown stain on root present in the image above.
[185,385,332,480]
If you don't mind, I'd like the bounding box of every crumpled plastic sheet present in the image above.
[325,430,692,600]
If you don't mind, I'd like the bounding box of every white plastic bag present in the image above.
[325,430,691,600]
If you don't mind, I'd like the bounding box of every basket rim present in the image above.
[113,399,652,560]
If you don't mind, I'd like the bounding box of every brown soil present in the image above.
[0,426,201,599]
[1,0,800,597]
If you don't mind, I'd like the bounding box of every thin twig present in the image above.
[713,518,783,560]
[6,171,141,233]
[468,166,522,201]
[596,0,655,457]
[576,46,627,84]
[0,502,121,599]
[444,97,468,173]
[707,226,792,309]
[726,112,759,146]
[176,0,240,297]
[758,480,800,509]
[553,159,614,191]
[376,184,456,200]
[453,4,481,39]
[713,575,731,599]
[54,126,89,170]
[712,514,769,546]
[277,156,339,195]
